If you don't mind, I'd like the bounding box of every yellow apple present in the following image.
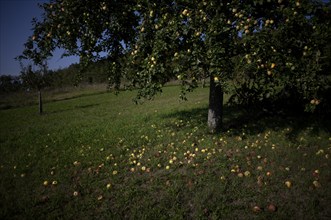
[285,180,292,188]
[313,180,321,188]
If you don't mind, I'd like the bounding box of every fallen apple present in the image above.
[252,205,262,213]
[285,180,292,188]
[267,204,277,212]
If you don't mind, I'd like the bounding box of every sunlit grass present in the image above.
[0,85,330,219]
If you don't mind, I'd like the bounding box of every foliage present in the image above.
[230,0,331,113]
[124,0,241,101]
[0,75,22,93]
[20,64,49,91]
[47,61,121,88]
[19,0,138,90]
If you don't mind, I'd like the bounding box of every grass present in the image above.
[0,85,330,219]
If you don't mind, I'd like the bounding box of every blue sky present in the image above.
[0,0,79,76]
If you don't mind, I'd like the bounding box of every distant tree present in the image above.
[20,63,49,115]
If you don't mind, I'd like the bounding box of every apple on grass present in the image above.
[252,206,261,213]
[285,180,292,188]
[267,204,277,212]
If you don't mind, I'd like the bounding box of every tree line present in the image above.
[0,60,113,93]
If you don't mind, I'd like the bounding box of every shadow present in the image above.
[162,107,208,127]
[46,103,101,115]
[161,104,331,142]
[48,91,108,104]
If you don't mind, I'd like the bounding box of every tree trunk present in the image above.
[38,89,43,115]
[208,75,223,133]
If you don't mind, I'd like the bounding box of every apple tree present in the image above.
[20,0,330,130]
[124,0,244,132]
[20,0,245,132]
[19,63,49,115]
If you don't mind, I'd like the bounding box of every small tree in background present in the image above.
[20,62,49,115]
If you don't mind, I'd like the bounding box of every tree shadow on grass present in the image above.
[162,107,208,127]
[161,104,331,141]
[46,103,101,115]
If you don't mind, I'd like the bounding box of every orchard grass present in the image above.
[0,85,330,219]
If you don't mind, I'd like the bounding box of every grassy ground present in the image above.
[0,85,330,219]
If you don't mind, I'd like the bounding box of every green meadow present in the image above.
[0,85,330,219]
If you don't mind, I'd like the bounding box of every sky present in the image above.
[0,0,79,76]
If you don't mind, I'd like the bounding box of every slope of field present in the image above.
[0,86,330,219]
